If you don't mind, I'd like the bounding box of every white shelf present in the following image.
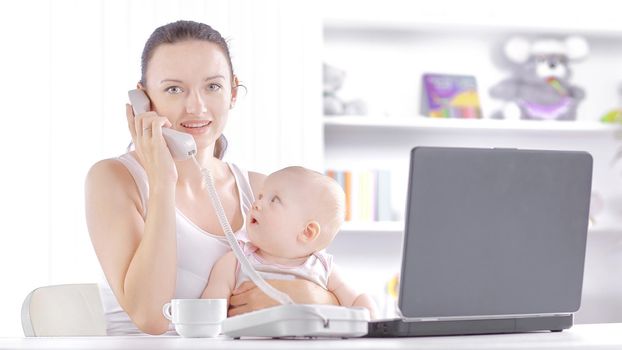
[587,224,622,235]
[339,220,619,235]
[324,20,622,39]
[340,221,404,234]
[322,2,622,37]
[324,116,621,134]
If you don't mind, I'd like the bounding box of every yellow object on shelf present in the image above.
[386,274,399,299]
[601,109,622,124]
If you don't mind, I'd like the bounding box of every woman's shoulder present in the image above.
[86,157,143,212]
[86,157,135,190]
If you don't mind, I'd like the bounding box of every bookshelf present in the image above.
[321,12,622,236]
[319,3,622,322]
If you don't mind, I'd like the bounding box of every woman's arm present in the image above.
[85,105,179,334]
[201,252,237,301]
[228,280,339,316]
[85,159,177,334]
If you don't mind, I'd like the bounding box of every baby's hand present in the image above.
[352,293,378,320]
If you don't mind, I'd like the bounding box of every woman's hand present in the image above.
[228,280,339,317]
[125,103,177,186]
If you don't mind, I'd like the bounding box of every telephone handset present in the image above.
[128,89,197,160]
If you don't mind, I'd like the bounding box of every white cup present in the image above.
[162,299,227,338]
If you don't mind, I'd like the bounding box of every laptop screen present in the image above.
[398,147,592,319]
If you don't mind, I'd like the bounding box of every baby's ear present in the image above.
[300,221,321,243]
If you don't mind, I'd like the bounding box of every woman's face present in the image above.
[142,40,236,151]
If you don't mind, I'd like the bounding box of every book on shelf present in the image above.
[421,73,482,119]
[326,169,393,223]
[376,170,392,221]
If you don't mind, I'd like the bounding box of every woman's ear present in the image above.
[230,75,239,109]
[299,221,321,243]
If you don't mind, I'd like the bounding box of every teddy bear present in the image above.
[490,36,589,121]
[323,62,367,116]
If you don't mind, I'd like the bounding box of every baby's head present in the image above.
[246,166,345,259]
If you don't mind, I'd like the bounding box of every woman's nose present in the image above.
[252,201,261,211]
[186,91,208,115]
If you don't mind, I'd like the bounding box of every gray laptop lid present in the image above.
[399,147,592,319]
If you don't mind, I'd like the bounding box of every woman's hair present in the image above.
[140,20,234,159]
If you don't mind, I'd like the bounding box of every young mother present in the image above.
[85,20,336,335]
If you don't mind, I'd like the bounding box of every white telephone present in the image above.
[128,89,197,160]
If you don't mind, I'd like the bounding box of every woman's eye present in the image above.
[207,83,222,92]
[271,196,280,203]
[165,86,183,94]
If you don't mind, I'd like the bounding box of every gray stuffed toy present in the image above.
[490,36,589,120]
[323,62,367,116]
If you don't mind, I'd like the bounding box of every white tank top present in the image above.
[234,241,333,290]
[98,153,254,335]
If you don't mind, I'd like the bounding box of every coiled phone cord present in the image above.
[192,156,295,305]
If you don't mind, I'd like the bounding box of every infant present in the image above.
[201,166,377,318]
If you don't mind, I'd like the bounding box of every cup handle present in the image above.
[162,303,173,321]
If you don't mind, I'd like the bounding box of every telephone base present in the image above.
[222,304,369,339]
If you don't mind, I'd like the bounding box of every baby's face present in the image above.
[246,170,314,258]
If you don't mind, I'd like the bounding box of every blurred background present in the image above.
[1,0,621,337]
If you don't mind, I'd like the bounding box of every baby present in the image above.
[201,166,377,318]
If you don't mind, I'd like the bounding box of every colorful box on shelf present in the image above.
[421,73,482,119]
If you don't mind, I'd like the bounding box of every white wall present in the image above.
[0,0,321,337]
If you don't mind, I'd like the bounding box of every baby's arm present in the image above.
[201,251,238,303]
[326,265,378,319]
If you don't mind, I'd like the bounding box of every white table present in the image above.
[1,323,620,350]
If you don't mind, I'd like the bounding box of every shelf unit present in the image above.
[320,7,622,321]
[322,17,622,236]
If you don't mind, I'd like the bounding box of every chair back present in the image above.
[21,283,106,336]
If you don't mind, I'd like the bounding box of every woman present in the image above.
[85,20,336,335]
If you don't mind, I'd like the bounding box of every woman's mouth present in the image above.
[180,120,212,134]
[250,216,258,225]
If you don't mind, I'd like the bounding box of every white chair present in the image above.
[21,283,106,336]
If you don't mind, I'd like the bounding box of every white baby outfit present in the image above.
[234,241,333,290]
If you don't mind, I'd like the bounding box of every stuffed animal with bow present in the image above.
[490,36,589,120]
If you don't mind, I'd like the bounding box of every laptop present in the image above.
[367,147,592,337]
